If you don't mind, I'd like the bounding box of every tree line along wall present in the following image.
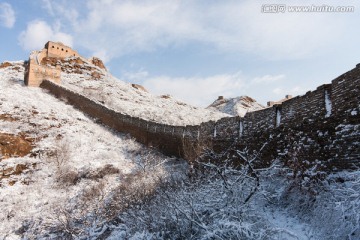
[40,64,360,170]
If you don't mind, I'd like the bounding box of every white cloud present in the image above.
[41,0,78,23]
[123,70,149,82]
[0,2,15,28]
[91,49,110,63]
[252,74,285,84]
[40,0,358,61]
[141,72,245,107]
[272,88,283,95]
[272,86,305,97]
[72,0,204,59]
[41,0,55,16]
[18,20,73,51]
[125,70,287,106]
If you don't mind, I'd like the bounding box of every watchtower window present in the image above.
[66,50,68,52]
[61,48,64,51]
[57,47,59,49]
[52,46,54,48]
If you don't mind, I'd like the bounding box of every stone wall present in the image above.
[24,56,61,87]
[40,80,186,157]
[40,64,360,170]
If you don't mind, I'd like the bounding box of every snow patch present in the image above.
[325,90,332,118]
[239,121,243,137]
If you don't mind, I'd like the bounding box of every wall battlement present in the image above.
[45,41,79,59]
[40,63,360,170]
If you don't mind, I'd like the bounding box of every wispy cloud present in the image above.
[272,86,305,96]
[18,20,73,51]
[0,2,15,28]
[252,74,285,84]
[141,72,245,107]
[41,0,78,23]
[36,0,358,61]
[123,70,150,82]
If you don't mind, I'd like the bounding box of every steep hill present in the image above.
[41,56,229,126]
[207,96,265,117]
[0,61,185,238]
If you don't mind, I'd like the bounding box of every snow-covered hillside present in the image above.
[1,61,358,240]
[207,96,265,116]
[44,56,229,126]
[0,62,184,238]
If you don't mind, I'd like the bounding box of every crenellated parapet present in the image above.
[45,41,79,59]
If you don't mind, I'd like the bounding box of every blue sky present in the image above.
[1,0,359,107]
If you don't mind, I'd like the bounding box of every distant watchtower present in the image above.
[267,95,293,107]
[24,41,80,87]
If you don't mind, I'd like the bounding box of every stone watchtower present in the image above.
[24,41,80,87]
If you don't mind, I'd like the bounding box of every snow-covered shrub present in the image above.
[311,170,360,239]
[109,146,277,239]
[80,164,120,180]
[282,139,328,195]
[56,168,79,186]
[50,140,71,170]
[43,180,109,238]
[260,162,360,240]
[181,137,213,163]
[48,140,79,187]
[132,149,168,173]
[41,152,169,239]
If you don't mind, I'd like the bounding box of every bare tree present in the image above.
[132,149,168,173]
[115,141,276,239]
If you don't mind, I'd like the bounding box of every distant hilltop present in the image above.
[207,95,265,116]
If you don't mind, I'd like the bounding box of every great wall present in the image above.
[26,42,360,171]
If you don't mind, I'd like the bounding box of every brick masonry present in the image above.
[40,64,360,171]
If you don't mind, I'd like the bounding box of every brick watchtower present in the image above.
[24,41,80,87]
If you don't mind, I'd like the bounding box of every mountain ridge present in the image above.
[207,95,265,116]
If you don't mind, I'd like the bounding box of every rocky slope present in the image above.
[207,96,265,117]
